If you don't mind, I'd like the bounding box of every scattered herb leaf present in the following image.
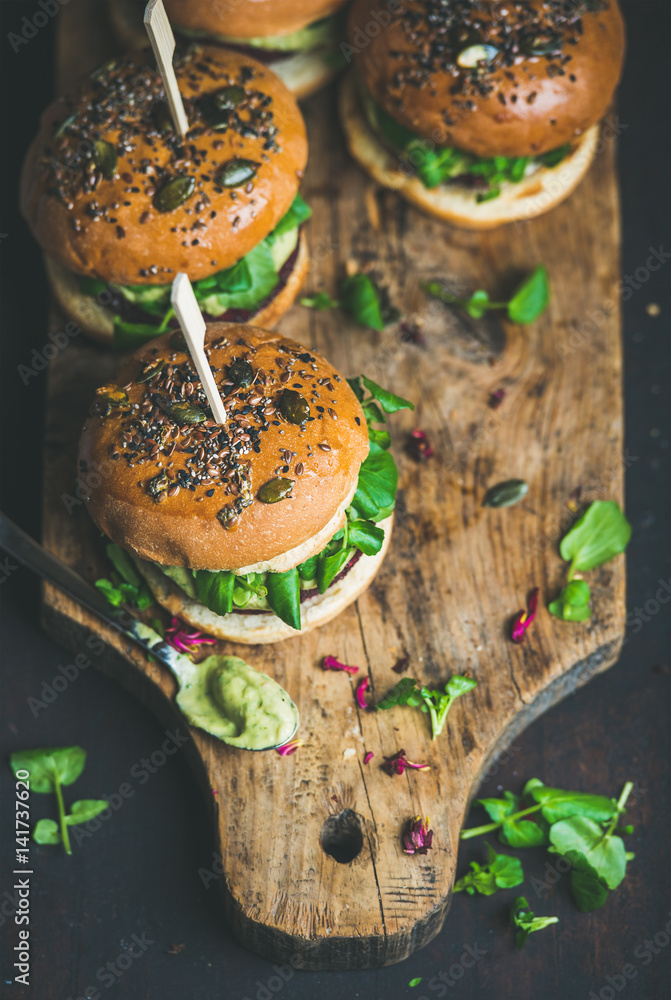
[378,675,477,740]
[9,746,103,855]
[511,896,559,950]
[422,266,550,326]
[454,843,524,895]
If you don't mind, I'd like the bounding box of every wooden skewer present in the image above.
[143,0,189,138]
[171,273,227,425]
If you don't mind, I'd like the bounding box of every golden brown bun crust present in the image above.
[349,0,625,158]
[164,0,346,39]
[133,514,393,644]
[20,46,307,285]
[45,229,310,344]
[339,70,599,229]
[78,322,369,570]
[106,2,341,98]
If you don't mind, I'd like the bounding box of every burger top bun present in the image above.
[78,322,370,572]
[20,46,307,286]
[165,0,347,40]
[349,0,625,158]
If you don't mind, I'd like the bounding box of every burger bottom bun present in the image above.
[339,70,600,230]
[132,515,393,644]
[108,0,338,99]
[44,231,309,344]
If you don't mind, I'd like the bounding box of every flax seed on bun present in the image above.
[78,322,370,572]
[20,46,307,287]
[342,0,625,225]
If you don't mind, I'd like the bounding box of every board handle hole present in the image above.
[321,809,364,864]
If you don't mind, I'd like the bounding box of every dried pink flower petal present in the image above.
[489,388,506,409]
[355,677,372,711]
[322,655,359,674]
[165,616,217,654]
[275,739,304,757]
[408,428,434,462]
[363,752,374,765]
[403,815,434,855]
[511,587,540,643]
[400,320,426,346]
[381,749,431,776]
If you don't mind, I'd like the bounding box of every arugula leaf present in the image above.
[549,817,627,890]
[548,579,591,622]
[377,677,425,710]
[297,554,319,582]
[377,675,477,739]
[422,266,550,326]
[511,896,559,950]
[523,779,617,824]
[454,843,524,896]
[265,568,301,630]
[465,289,490,318]
[198,241,279,315]
[195,569,235,617]
[113,318,167,350]
[316,545,353,594]
[352,443,398,520]
[559,500,632,573]
[347,519,385,556]
[10,746,86,792]
[79,276,109,298]
[476,792,548,848]
[268,192,312,240]
[66,799,109,825]
[300,292,340,310]
[192,257,252,296]
[360,376,415,414]
[569,868,610,912]
[106,543,142,589]
[340,273,385,330]
[538,144,571,168]
[34,818,61,845]
[507,266,550,325]
[10,746,89,855]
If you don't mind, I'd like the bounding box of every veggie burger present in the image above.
[78,322,410,643]
[340,0,625,228]
[20,45,310,345]
[108,0,349,99]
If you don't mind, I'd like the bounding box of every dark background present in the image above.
[1,3,669,998]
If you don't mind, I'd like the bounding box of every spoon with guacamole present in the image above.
[135,623,300,750]
[0,513,299,752]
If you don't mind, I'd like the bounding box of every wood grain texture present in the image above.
[41,0,624,970]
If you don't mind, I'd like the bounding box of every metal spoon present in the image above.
[0,514,298,751]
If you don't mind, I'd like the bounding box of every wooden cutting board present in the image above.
[40,1,624,970]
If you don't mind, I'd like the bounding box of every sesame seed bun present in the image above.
[131,514,393,644]
[107,0,344,99]
[43,231,310,344]
[20,46,307,287]
[78,322,370,571]
[349,0,624,158]
[339,69,600,228]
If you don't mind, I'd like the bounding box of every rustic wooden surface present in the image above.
[39,0,625,970]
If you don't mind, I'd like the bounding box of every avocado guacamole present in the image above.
[175,654,299,749]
